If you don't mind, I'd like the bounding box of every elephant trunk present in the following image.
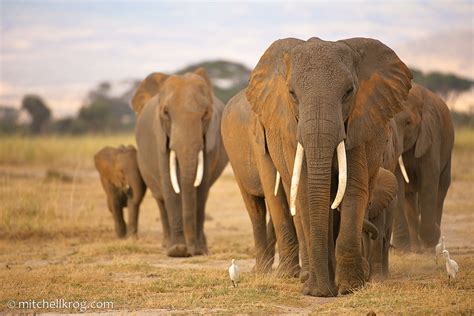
[301,112,344,295]
[176,148,202,256]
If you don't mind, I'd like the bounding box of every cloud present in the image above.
[1,0,472,116]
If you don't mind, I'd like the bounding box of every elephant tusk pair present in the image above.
[398,155,410,183]
[289,141,347,216]
[169,149,204,194]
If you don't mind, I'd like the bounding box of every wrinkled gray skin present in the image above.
[133,68,228,257]
[392,84,454,251]
[94,145,147,238]
[244,37,412,296]
[362,167,398,281]
[221,90,302,277]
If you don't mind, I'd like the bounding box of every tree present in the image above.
[21,95,51,134]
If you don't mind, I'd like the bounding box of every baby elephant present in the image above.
[94,145,147,238]
[362,167,398,281]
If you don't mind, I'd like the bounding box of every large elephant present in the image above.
[391,84,454,251]
[245,37,412,296]
[94,145,147,238]
[132,68,228,257]
[221,90,302,277]
[362,167,398,281]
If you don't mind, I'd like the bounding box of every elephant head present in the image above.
[246,37,411,294]
[132,68,218,255]
[394,83,435,158]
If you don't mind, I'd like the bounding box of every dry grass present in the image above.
[0,129,473,314]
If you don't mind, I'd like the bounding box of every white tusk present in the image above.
[331,141,347,210]
[169,150,180,194]
[274,171,280,196]
[290,143,304,216]
[194,150,204,187]
[398,155,410,183]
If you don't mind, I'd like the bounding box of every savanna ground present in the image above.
[0,130,473,314]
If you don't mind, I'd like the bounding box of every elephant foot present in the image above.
[127,233,138,240]
[419,223,440,248]
[302,275,337,297]
[193,242,208,256]
[336,257,366,295]
[161,235,170,249]
[300,270,310,283]
[391,235,411,252]
[167,244,189,257]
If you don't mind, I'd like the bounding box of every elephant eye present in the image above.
[162,107,170,120]
[342,86,354,102]
[289,89,298,103]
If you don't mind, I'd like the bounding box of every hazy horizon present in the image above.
[1,0,473,117]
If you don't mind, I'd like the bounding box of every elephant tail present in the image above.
[363,219,379,240]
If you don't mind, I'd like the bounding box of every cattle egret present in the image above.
[442,250,459,284]
[228,259,240,287]
[435,236,445,263]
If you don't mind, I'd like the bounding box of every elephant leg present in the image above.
[436,159,451,229]
[328,209,337,285]
[391,170,410,251]
[368,214,384,281]
[382,203,394,278]
[239,188,272,273]
[164,194,187,257]
[281,181,309,282]
[405,192,421,252]
[156,199,171,249]
[107,194,126,238]
[266,216,276,268]
[418,156,441,248]
[126,199,139,238]
[195,187,209,255]
[295,212,309,282]
[260,180,299,277]
[336,146,368,295]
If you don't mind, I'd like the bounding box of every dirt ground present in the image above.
[0,131,473,314]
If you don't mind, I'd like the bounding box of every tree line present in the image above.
[0,63,473,135]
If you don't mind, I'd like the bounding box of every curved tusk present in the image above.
[331,141,347,210]
[274,171,280,196]
[194,150,204,187]
[398,155,410,183]
[290,142,304,216]
[169,150,180,194]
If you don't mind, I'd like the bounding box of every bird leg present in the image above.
[232,280,236,288]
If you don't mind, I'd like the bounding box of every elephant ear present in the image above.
[205,97,222,154]
[194,67,212,89]
[369,168,398,219]
[250,115,266,155]
[340,38,412,150]
[131,72,169,115]
[414,88,437,158]
[246,38,304,122]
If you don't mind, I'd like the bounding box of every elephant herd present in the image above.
[94,36,454,297]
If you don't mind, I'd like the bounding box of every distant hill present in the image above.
[176,60,251,103]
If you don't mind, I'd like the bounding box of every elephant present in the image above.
[244,37,412,296]
[391,83,454,251]
[221,90,302,277]
[362,167,398,281]
[94,145,147,238]
[132,68,228,257]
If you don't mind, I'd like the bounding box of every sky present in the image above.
[0,0,473,117]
